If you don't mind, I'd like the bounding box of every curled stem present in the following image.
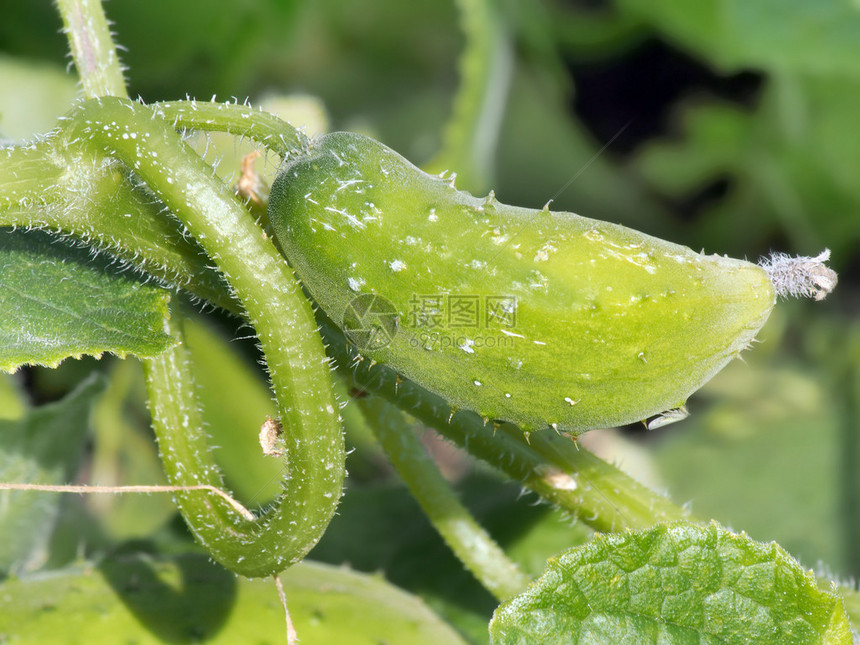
[64,97,344,577]
[359,395,530,602]
[0,98,312,310]
[153,100,308,158]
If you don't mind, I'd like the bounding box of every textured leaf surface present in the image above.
[652,355,844,571]
[0,375,104,574]
[490,522,852,645]
[0,229,174,372]
[0,554,468,645]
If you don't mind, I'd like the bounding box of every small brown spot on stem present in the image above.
[259,416,284,457]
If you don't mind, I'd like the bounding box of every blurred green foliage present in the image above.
[0,0,857,642]
[2,555,469,644]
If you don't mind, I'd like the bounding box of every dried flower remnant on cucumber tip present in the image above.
[759,249,838,301]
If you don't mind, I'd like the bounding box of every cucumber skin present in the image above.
[269,132,774,433]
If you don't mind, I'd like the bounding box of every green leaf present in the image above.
[0,554,468,645]
[723,0,860,76]
[490,521,852,645]
[0,374,105,575]
[0,229,174,372]
[617,0,860,78]
[652,353,845,571]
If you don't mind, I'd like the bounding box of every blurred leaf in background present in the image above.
[0,375,103,575]
[1,555,469,645]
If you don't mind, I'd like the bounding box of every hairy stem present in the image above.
[0,99,310,309]
[0,144,62,211]
[360,395,530,601]
[65,97,344,577]
[0,139,231,309]
[141,314,297,575]
[323,316,688,533]
[57,0,128,99]
[154,101,308,158]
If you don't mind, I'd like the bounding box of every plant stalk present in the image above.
[57,0,128,99]
[360,395,531,602]
[154,101,308,158]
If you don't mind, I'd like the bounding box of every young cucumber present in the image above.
[269,132,775,434]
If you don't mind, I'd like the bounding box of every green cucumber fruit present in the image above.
[269,132,775,434]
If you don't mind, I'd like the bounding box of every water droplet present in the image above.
[460,339,476,354]
[584,228,604,242]
[646,406,689,430]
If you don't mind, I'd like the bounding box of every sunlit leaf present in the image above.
[0,554,468,645]
[490,521,852,645]
[0,229,174,372]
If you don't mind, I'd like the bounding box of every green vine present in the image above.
[61,96,345,577]
[57,0,128,99]
[359,394,531,601]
